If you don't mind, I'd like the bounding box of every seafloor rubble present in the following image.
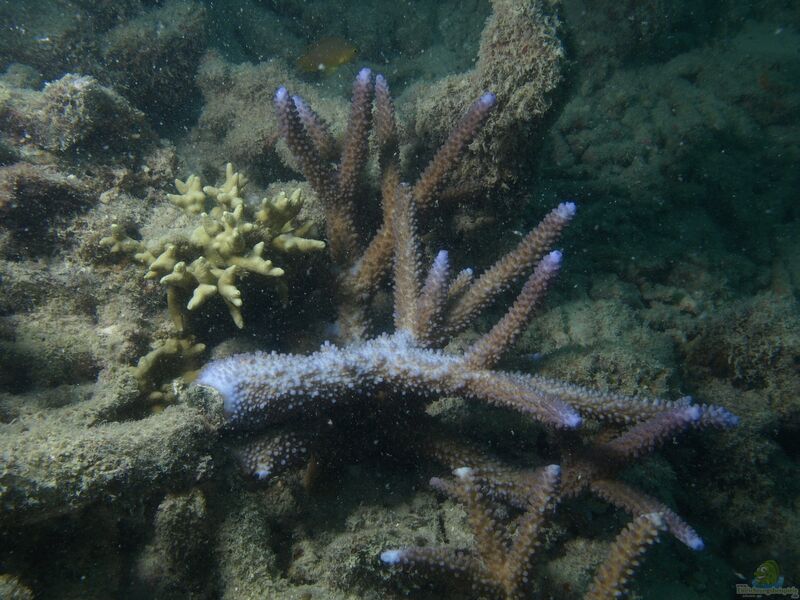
[0,0,798,599]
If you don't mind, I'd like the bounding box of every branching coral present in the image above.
[131,336,207,406]
[382,464,666,600]
[194,69,738,596]
[405,0,564,191]
[102,163,325,330]
[383,464,564,599]
[415,401,735,596]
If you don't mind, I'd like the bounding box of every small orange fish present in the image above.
[297,37,357,74]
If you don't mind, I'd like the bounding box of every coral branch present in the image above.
[292,94,338,162]
[337,67,374,207]
[503,464,561,595]
[447,267,474,300]
[350,164,399,296]
[462,370,582,429]
[413,92,497,209]
[464,250,562,369]
[413,250,451,346]
[455,467,507,577]
[602,404,701,459]
[346,73,402,297]
[585,512,666,600]
[391,184,422,333]
[520,374,677,424]
[590,479,704,551]
[380,547,489,596]
[274,87,336,202]
[374,73,399,171]
[446,202,575,333]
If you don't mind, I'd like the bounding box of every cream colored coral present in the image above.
[162,258,249,329]
[257,188,326,253]
[108,164,324,331]
[166,166,324,329]
[190,205,284,277]
[166,174,206,214]
[202,162,246,213]
[99,224,143,255]
[144,244,178,280]
[132,336,206,404]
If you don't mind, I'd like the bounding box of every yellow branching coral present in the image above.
[257,188,326,253]
[103,163,325,331]
[201,162,246,213]
[131,336,207,406]
[99,223,144,255]
[166,174,206,214]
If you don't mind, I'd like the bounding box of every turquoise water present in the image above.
[0,1,797,598]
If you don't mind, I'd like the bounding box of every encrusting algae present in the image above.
[101,162,325,331]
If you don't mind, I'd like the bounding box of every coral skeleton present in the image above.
[195,69,738,596]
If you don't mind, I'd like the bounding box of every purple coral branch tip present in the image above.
[434,249,449,267]
[453,466,475,479]
[380,549,404,564]
[701,404,739,428]
[543,250,563,269]
[685,533,705,551]
[557,201,577,219]
[292,95,307,111]
[480,91,497,107]
[718,409,740,428]
[275,86,289,103]
[563,411,582,429]
[357,67,372,84]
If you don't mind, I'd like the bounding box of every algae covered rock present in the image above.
[0,162,93,256]
[0,368,222,527]
[27,74,154,154]
[402,0,564,190]
[101,0,208,124]
[136,489,214,597]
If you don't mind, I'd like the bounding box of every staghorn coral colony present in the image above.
[0,1,798,599]
[196,67,736,599]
